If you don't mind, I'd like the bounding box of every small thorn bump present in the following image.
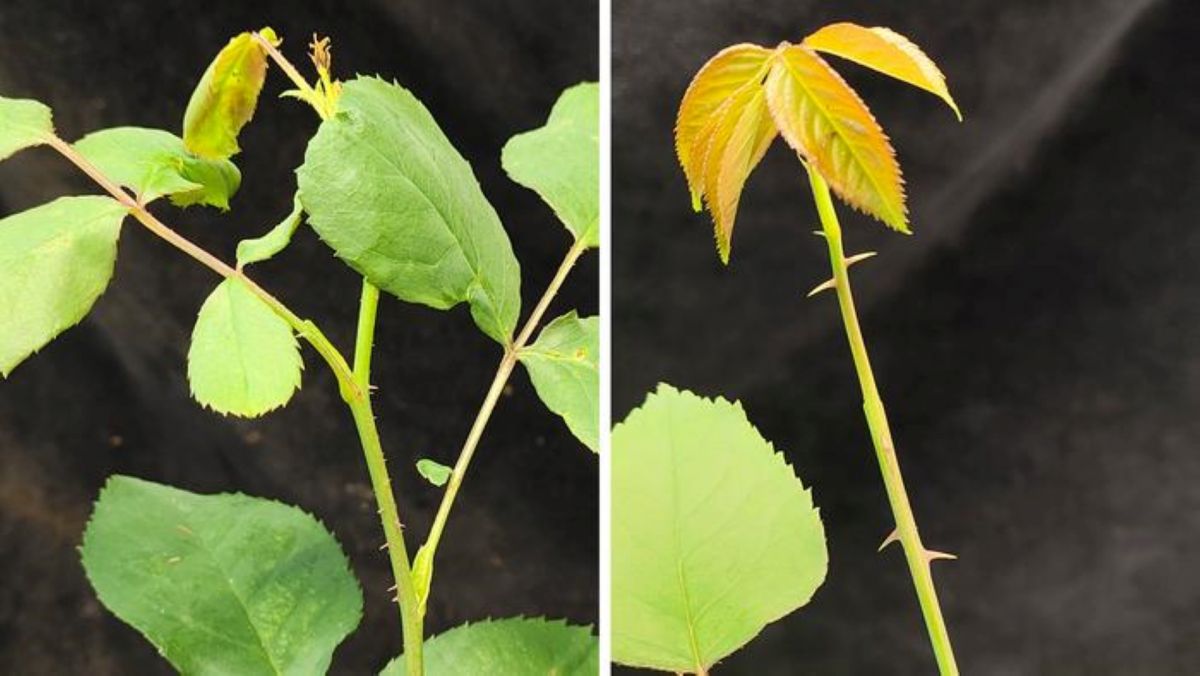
[878,529,900,552]
[378,542,389,551]
[806,278,836,298]
[811,230,826,238]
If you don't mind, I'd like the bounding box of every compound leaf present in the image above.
[0,96,53,161]
[81,475,362,676]
[612,384,828,673]
[381,617,598,676]
[298,76,521,346]
[804,22,961,120]
[674,44,772,211]
[75,127,241,209]
[237,193,304,268]
[501,82,599,247]
[765,45,908,232]
[518,311,599,452]
[183,28,279,160]
[187,278,302,417]
[0,196,126,377]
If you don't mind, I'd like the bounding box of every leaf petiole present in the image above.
[419,237,590,587]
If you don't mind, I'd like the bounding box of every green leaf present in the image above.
[81,475,363,676]
[74,127,241,209]
[416,458,452,487]
[612,384,828,673]
[0,196,126,377]
[0,96,53,161]
[501,82,599,247]
[187,278,302,417]
[297,76,521,346]
[381,617,598,676]
[237,193,303,268]
[183,28,278,160]
[518,311,599,452]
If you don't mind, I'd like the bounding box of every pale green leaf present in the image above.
[416,458,452,487]
[74,127,241,209]
[182,28,278,160]
[0,96,53,161]
[381,617,598,676]
[501,82,599,247]
[612,384,828,673]
[81,475,362,676]
[237,193,303,268]
[187,278,302,417]
[518,311,599,452]
[297,76,521,346]
[0,196,126,377]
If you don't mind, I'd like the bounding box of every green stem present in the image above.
[806,167,959,675]
[349,280,424,674]
[420,238,588,574]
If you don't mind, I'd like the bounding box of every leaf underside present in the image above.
[187,278,302,417]
[612,384,828,673]
[297,76,521,346]
[81,475,363,676]
[75,127,241,209]
[518,311,600,452]
[501,82,600,247]
[0,196,126,377]
[381,617,598,676]
[0,96,54,161]
[803,22,961,120]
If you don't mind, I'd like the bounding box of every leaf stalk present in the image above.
[806,166,959,675]
[419,238,589,583]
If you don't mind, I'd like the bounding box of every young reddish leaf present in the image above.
[764,44,908,232]
[182,28,280,160]
[804,22,961,121]
[674,44,772,210]
[699,86,776,263]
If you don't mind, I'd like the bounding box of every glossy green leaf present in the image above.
[0,196,126,377]
[74,127,241,209]
[416,458,452,487]
[182,28,278,160]
[297,76,521,346]
[81,475,362,676]
[612,384,828,673]
[518,311,599,452]
[237,193,303,268]
[381,617,598,676]
[187,278,302,417]
[501,82,599,247]
[0,96,53,161]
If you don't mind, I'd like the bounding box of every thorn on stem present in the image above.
[924,549,958,563]
[387,584,397,592]
[844,251,878,267]
[806,278,837,298]
[379,542,389,551]
[878,529,900,552]
[811,230,826,238]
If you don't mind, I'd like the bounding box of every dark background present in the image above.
[616,0,1199,674]
[0,1,597,674]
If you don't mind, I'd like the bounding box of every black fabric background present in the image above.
[0,1,598,674]
[615,0,1199,674]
